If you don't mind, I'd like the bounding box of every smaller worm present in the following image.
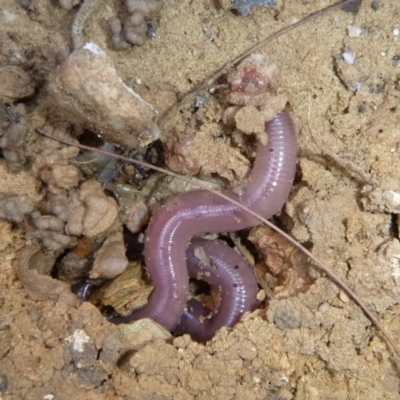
[173,238,260,342]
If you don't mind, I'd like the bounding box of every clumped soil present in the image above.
[1,1,400,399]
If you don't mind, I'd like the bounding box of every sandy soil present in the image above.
[1,0,400,399]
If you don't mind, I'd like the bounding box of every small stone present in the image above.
[90,232,129,279]
[339,289,350,303]
[173,334,192,349]
[0,66,35,102]
[0,372,8,392]
[48,43,159,149]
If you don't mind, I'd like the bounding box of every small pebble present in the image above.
[0,372,8,391]
[228,0,276,16]
[341,0,361,13]
[343,51,356,65]
[256,289,266,302]
[318,302,331,313]
[339,289,350,303]
[347,25,362,37]
[371,0,380,11]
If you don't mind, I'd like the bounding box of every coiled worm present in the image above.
[173,238,260,342]
[111,111,297,336]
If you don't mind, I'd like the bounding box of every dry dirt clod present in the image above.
[234,105,267,141]
[40,191,71,222]
[0,103,31,172]
[58,0,80,10]
[58,251,91,282]
[0,66,35,103]
[32,145,80,192]
[361,186,400,213]
[31,229,77,254]
[109,0,163,49]
[90,232,128,280]
[164,125,251,186]
[226,54,276,107]
[99,318,171,367]
[65,180,120,239]
[17,246,79,305]
[32,202,70,255]
[32,213,65,232]
[64,327,108,387]
[107,183,150,234]
[47,43,160,149]
[64,191,86,236]
[79,180,120,238]
[0,194,35,222]
[119,318,171,350]
[249,225,315,299]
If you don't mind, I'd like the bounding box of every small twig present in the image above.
[36,127,400,358]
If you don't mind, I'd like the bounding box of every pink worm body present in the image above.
[174,238,260,342]
[111,111,297,335]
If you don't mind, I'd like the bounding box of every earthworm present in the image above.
[173,238,260,342]
[110,111,297,333]
[34,0,400,357]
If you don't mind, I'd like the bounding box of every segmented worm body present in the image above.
[173,238,260,342]
[111,111,297,337]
